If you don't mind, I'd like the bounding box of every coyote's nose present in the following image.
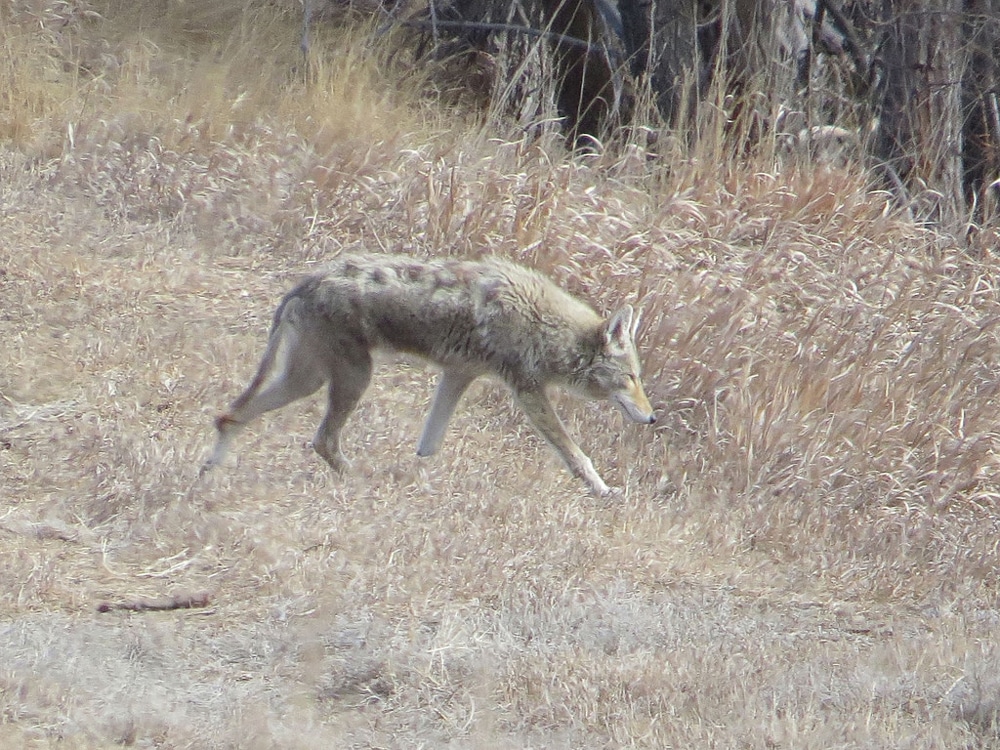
[646,413,657,425]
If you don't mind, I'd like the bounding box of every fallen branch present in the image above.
[97,591,212,613]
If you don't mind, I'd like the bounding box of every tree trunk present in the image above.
[962,0,1000,220]
[871,0,964,223]
[619,0,699,124]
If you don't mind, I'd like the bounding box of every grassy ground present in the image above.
[4,1,1000,747]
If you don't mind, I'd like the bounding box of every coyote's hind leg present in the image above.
[312,350,373,473]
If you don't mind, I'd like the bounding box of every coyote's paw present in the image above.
[199,446,227,477]
[586,477,621,499]
[315,445,352,474]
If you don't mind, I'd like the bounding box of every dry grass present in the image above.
[4,1,1000,747]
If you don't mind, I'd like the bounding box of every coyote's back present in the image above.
[203,253,656,496]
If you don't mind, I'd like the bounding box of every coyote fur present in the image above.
[203,254,656,496]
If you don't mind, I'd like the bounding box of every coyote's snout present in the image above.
[202,254,655,496]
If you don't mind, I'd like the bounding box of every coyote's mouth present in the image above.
[614,394,656,424]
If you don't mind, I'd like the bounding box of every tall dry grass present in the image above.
[3,1,1000,747]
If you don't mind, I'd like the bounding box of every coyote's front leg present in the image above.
[514,389,613,497]
[417,370,476,457]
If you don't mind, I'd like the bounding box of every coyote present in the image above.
[203,254,656,496]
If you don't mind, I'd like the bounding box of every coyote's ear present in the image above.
[630,308,643,338]
[605,305,635,353]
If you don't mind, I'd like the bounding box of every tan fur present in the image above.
[202,254,656,496]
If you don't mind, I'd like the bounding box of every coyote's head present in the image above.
[580,306,656,425]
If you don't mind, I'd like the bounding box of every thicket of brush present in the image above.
[3,1,1000,747]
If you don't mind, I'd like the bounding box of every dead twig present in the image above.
[97,591,213,613]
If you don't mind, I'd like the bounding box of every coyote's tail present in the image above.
[200,291,308,475]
